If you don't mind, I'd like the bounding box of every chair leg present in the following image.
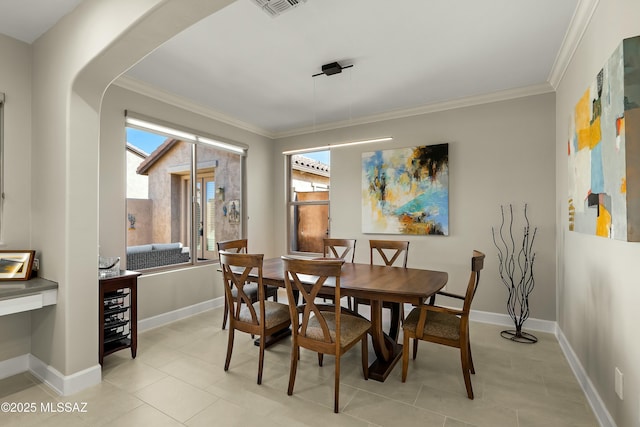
[412,338,418,360]
[224,328,234,371]
[348,297,353,311]
[468,341,475,374]
[460,342,474,399]
[287,345,298,396]
[402,331,410,382]
[334,355,340,413]
[257,332,265,385]
[361,336,369,380]
[317,352,323,366]
[222,298,229,330]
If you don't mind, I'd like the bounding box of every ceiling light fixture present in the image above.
[282,137,393,155]
[312,61,354,77]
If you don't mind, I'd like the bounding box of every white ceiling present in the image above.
[0,0,83,44]
[0,0,580,136]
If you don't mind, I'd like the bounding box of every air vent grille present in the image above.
[251,0,308,17]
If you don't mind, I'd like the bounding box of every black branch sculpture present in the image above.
[492,204,538,343]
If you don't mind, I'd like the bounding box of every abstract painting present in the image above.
[568,35,640,241]
[362,143,448,235]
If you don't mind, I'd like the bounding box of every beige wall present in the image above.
[0,34,34,363]
[100,82,275,322]
[126,149,148,199]
[556,0,640,425]
[26,0,234,381]
[276,93,557,320]
[126,199,153,246]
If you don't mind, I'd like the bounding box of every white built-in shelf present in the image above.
[0,277,58,316]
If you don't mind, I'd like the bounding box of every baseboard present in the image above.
[28,354,101,396]
[556,327,616,427]
[0,354,29,380]
[468,309,557,334]
[0,354,100,396]
[138,297,224,332]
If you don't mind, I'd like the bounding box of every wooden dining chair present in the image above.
[401,250,485,399]
[318,238,357,309]
[353,239,410,334]
[323,238,356,262]
[282,256,371,413]
[217,239,278,330]
[219,251,291,385]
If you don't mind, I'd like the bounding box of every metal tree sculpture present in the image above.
[492,204,538,343]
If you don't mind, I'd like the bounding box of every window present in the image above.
[125,113,245,270]
[286,150,330,255]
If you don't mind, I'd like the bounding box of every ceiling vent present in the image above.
[251,0,308,17]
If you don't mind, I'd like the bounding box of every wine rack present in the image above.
[99,270,140,365]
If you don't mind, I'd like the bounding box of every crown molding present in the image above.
[115,77,554,141]
[275,83,554,139]
[548,0,600,89]
[113,76,276,139]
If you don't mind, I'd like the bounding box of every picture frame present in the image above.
[0,250,36,281]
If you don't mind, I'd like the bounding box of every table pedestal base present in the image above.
[254,327,291,348]
[368,341,403,382]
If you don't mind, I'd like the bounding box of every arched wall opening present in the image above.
[29,0,235,393]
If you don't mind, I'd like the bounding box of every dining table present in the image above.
[250,257,448,382]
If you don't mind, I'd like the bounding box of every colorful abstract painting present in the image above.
[362,143,448,235]
[568,35,640,241]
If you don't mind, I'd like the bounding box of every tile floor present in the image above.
[0,303,599,426]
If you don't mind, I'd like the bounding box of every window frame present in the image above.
[285,151,330,256]
[124,112,247,270]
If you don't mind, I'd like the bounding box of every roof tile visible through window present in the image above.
[292,155,330,177]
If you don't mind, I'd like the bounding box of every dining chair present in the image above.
[217,239,279,330]
[282,256,371,413]
[401,250,485,399]
[318,238,357,310]
[353,239,410,334]
[219,251,291,385]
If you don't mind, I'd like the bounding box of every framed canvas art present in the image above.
[0,250,35,281]
[362,143,448,235]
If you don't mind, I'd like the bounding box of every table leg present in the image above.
[368,300,403,382]
[388,302,400,341]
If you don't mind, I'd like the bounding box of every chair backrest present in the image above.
[369,239,409,267]
[462,250,486,314]
[217,239,248,255]
[219,251,264,325]
[282,256,344,349]
[323,238,356,262]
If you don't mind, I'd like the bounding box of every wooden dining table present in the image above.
[252,257,448,382]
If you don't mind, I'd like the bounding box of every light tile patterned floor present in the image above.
[0,304,598,426]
